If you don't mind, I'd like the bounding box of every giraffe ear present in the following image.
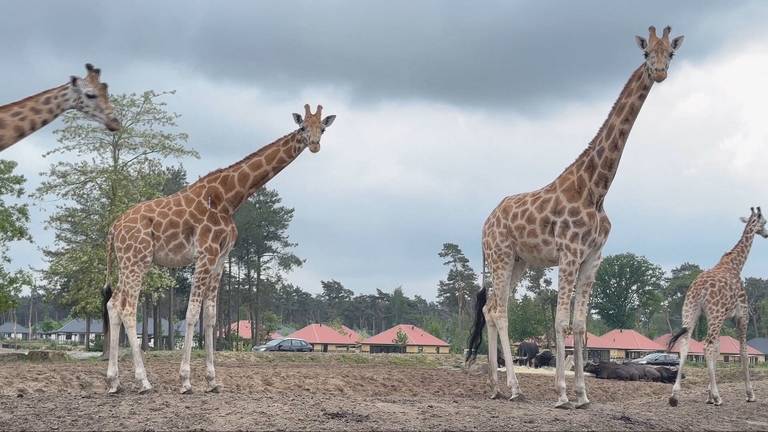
[322,115,336,128]
[740,217,750,224]
[70,76,79,87]
[635,36,648,51]
[292,113,303,125]
[670,35,684,51]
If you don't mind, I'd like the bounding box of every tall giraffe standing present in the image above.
[668,207,767,407]
[102,104,335,394]
[466,26,684,408]
[0,63,120,151]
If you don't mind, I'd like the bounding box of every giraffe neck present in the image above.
[0,84,77,151]
[721,226,756,272]
[562,65,654,203]
[196,130,306,214]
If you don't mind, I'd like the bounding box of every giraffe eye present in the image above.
[643,52,649,59]
[85,92,97,99]
[299,126,306,132]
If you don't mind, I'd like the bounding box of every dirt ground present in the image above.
[1,351,768,431]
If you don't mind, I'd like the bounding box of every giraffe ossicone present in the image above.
[0,63,120,151]
[102,104,335,394]
[465,26,684,408]
[668,206,767,407]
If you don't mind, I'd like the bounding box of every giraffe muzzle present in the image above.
[106,117,122,132]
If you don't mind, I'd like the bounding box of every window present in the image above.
[418,346,424,353]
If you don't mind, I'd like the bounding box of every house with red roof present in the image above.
[598,329,664,360]
[361,324,450,354]
[654,333,705,363]
[288,323,360,352]
[655,333,763,364]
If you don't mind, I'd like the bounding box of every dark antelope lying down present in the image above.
[584,361,683,383]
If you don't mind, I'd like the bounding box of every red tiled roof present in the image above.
[288,324,358,345]
[599,329,663,351]
[564,332,614,349]
[362,324,449,347]
[339,325,363,342]
[654,333,705,355]
[230,320,253,340]
[718,335,762,355]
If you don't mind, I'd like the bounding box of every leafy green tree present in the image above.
[232,188,303,345]
[662,263,703,332]
[591,253,664,330]
[35,90,198,353]
[0,160,32,315]
[508,294,549,342]
[320,280,353,322]
[437,243,480,337]
[745,277,768,339]
[522,267,556,346]
[393,329,409,353]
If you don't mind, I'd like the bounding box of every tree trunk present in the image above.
[254,258,262,346]
[168,277,175,350]
[85,317,91,351]
[153,301,161,350]
[226,256,232,340]
[28,289,34,341]
[141,295,149,352]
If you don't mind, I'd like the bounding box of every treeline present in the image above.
[1,90,767,354]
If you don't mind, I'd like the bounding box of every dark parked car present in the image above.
[252,337,313,352]
[631,352,679,366]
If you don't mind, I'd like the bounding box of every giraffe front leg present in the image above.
[572,252,601,409]
[737,312,756,402]
[553,258,578,409]
[179,298,202,394]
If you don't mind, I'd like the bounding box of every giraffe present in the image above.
[465,26,684,408]
[101,104,335,394]
[667,207,767,407]
[0,63,120,151]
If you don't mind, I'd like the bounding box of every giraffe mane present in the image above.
[553,65,645,179]
[182,129,300,189]
[0,84,69,111]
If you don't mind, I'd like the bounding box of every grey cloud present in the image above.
[2,1,762,110]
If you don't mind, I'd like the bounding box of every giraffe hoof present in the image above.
[554,401,573,410]
[206,384,221,394]
[668,397,678,407]
[509,394,526,402]
[138,385,153,395]
[180,386,193,395]
[575,401,591,409]
[747,397,757,403]
[713,399,722,406]
[107,386,121,396]
[489,390,503,400]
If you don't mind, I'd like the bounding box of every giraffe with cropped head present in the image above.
[0,63,120,151]
[466,26,684,408]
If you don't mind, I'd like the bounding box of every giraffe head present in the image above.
[740,207,768,239]
[292,104,335,153]
[69,63,121,132]
[635,26,684,83]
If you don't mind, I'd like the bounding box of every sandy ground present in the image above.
[1,351,767,431]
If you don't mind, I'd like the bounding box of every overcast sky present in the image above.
[2,1,768,300]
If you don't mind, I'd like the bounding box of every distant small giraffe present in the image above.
[0,64,120,151]
[102,104,335,394]
[466,26,684,408]
[668,207,767,407]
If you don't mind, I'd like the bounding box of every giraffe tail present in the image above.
[101,228,115,331]
[465,286,487,366]
[666,327,688,353]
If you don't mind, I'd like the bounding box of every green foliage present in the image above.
[0,160,32,314]
[508,294,549,342]
[591,253,664,330]
[393,328,409,353]
[35,90,198,319]
[437,243,480,337]
[39,319,63,333]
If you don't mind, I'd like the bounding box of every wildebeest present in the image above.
[514,341,539,367]
[533,350,554,368]
[584,361,681,383]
